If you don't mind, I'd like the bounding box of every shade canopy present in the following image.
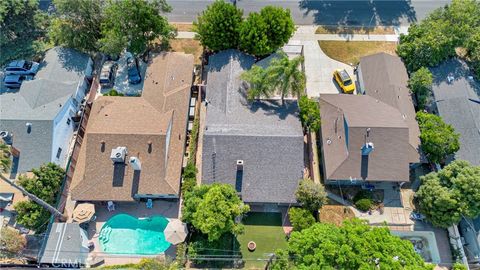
[72,203,95,223]
[164,219,188,245]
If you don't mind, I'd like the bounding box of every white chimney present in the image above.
[130,156,141,171]
[236,160,244,171]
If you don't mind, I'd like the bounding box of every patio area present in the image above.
[237,212,288,270]
[71,200,181,266]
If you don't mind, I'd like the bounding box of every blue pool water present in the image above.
[99,214,171,255]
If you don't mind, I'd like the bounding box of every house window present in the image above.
[66,118,71,125]
[56,148,62,159]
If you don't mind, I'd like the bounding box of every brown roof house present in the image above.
[70,53,194,201]
[320,53,421,185]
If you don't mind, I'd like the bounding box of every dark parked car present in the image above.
[3,74,31,88]
[5,60,40,75]
[127,57,142,85]
[99,61,118,87]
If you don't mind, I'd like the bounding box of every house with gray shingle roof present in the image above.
[430,58,480,166]
[201,50,304,205]
[0,47,93,174]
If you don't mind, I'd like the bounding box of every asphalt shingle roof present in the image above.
[202,50,304,204]
[0,47,91,172]
[430,59,480,166]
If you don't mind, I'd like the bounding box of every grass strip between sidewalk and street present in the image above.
[316,25,396,35]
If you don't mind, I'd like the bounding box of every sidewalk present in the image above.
[176,31,195,39]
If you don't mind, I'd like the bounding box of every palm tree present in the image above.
[267,53,306,104]
[0,142,66,220]
[240,65,273,101]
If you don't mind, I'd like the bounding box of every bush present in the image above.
[0,227,26,254]
[288,207,315,231]
[452,263,467,270]
[353,190,373,203]
[355,198,373,212]
[409,67,433,109]
[295,178,327,212]
[104,89,124,96]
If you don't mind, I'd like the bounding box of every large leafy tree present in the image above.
[416,112,460,164]
[194,0,243,52]
[397,0,480,71]
[298,95,321,131]
[466,30,480,77]
[408,67,433,109]
[0,0,49,65]
[416,160,480,228]
[295,178,327,213]
[13,163,65,231]
[239,6,294,56]
[100,0,174,56]
[182,184,249,241]
[270,219,432,270]
[49,0,104,53]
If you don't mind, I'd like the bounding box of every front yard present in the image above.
[237,212,288,269]
[318,40,397,65]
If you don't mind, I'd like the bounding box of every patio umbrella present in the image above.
[164,219,188,245]
[72,203,95,224]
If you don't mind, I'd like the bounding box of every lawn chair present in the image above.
[107,201,115,212]
[146,199,153,209]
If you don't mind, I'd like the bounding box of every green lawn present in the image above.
[237,212,288,270]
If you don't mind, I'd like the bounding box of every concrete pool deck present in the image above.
[78,201,181,266]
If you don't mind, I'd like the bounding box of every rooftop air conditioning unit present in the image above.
[110,147,127,163]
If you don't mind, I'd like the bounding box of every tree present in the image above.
[48,0,103,53]
[181,162,197,195]
[0,227,26,254]
[0,0,49,65]
[466,30,480,77]
[298,95,321,131]
[182,184,249,241]
[408,67,433,109]
[100,0,174,56]
[194,0,243,52]
[416,112,460,164]
[295,178,327,212]
[239,6,294,56]
[267,53,305,104]
[416,160,480,228]
[275,219,431,269]
[288,207,315,231]
[240,65,272,101]
[240,53,305,104]
[13,163,66,231]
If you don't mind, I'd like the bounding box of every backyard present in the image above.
[237,212,288,269]
[318,40,397,65]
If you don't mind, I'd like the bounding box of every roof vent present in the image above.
[236,160,244,171]
[361,142,374,156]
[326,138,332,145]
[26,123,32,134]
[130,156,141,171]
[0,131,12,144]
[110,146,127,163]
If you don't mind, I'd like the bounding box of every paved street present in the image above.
[167,0,451,25]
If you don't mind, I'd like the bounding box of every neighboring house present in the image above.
[39,223,89,268]
[70,53,193,202]
[319,94,419,185]
[459,216,480,263]
[201,50,304,207]
[0,47,93,174]
[357,53,421,164]
[430,58,480,166]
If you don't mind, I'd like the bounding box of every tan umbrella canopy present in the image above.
[164,219,188,245]
[72,203,95,223]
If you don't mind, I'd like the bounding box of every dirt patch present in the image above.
[318,40,397,65]
[168,39,203,65]
[316,25,396,35]
[172,23,194,32]
[319,205,355,226]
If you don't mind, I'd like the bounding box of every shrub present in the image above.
[353,190,373,203]
[295,178,327,212]
[355,198,373,212]
[452,263,467,270]
[0,227,26,254]
[288,207,315,231]
[104,89,124,96]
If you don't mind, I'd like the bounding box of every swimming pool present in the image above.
[99,214,171,255]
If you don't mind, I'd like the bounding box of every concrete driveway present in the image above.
[100,54,147,96]
[291,26,355,97]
